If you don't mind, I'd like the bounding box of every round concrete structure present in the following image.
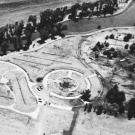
[43,69,102,100]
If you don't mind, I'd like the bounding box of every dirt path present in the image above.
[63,110,79,135]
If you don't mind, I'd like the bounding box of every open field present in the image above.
[38,106,74,135]
[0,0,135,134]
[0,26,135,135]
[0,31,104,135]
[0,62,37,113]
[0,108,37,135]
[0,84,14,106]
[72,109,135,135]
[80,27,135,100]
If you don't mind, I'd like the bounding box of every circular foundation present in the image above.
[43,69,102,100]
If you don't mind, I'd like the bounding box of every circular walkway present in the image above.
[43,68,102,100]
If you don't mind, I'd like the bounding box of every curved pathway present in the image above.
[0,59,102,117]
[43,69,102,100]
[0,35,104,116]
[0,61,39,119]
[0,26,134,121]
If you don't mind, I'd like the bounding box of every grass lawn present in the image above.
[63,2,135,34]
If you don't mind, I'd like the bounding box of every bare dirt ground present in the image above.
[0,1,134,135]
[0,61,37,113]
[80,27,135,101]
[0,34,100,135]
[0,27,135,135]
[0,108,37,135]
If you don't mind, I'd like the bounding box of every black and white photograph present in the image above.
[0,0,135,135]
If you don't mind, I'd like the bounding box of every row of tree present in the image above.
[0,6,68,55]
[92,41,118,59]
[68,0,118,21]
[81,85,135,120]
[0,0,121,55]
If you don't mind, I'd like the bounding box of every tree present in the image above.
[13,21,24,50]
[123,34,132,42]
[36,77,43,82]
[125,44,129,49]
[55,23,67,38]
[92,41,103,51]
[113,51,118,58]
[69,4,78,22]
[95,53,99,58]
[1,40,8,55]
[87,103,93,112]
[28,15,37,28]
[24,23,35,49]
[97,25,101,29]
[117,91,126,104]
[110,47,115,52]
[104,42,110,47]
[96,105,103,115]
[103,6,107,16]
[105,35,109,40]
[88,2,95,15]
[106,85,126,116]
[92,46,98,52]
[81,89,91,102]
[84,103,88,111]
[127,98,135,120]
[103,50,110,56]
[40,9,54,27]
[110,34,114,39]
[118,104,125,114]
[37,26,49,44]
[106,85,118,103]
[129,43,135,54]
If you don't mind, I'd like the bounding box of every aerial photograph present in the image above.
[0,0,135,135]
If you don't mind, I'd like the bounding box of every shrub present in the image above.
[125,44,129,49]
[104,42,109,47]
[105,35,109,40]
[100,44,104,49]
[96,41,101,47]
[106,85,126,105]
[129,43,135,54]
[95,53,99,58]
[127,98,135,120]
[110,34,114,39]
[110,47,115,52]
[97,25,101,29]
[81,89,91,102]
[103,50,109,55]
[123,36,129,42]
[92,46,98,52]
[108,54,113,59]
[127,33,132,39]
[113,51,118,58]
[36,77,43,82]
[123,34,132,42]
